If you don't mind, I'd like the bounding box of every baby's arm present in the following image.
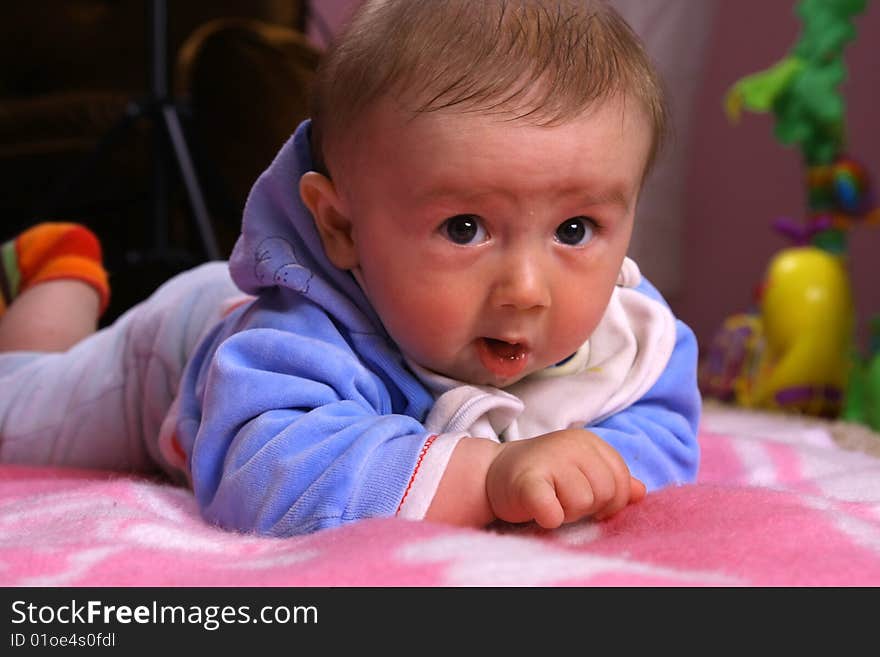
[424,311,700,529]
[423,438,499,527]
[589,318,702,490]
[181,305,442,537]
[426,430,645,529]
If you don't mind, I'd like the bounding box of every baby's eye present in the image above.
[555,216,596,246]
[441,214,488,245]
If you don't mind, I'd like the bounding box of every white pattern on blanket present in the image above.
[2,405,880,586]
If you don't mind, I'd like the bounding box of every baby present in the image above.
[0,0,700,536]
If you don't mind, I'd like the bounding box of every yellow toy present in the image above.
[735,247,854,417]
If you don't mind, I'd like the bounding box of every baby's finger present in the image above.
[629,477,647,502]
[553,467,600,523]
[520,477,565,529]
[593,477,648,520]
[589,439,636,520]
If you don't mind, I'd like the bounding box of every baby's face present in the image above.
[333,96,652,387]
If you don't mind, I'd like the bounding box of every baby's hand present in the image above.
[486,429,645,528]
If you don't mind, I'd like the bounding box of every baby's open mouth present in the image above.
[483,338,526,360]
[476,337,530,380]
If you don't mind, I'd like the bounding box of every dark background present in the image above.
[0,0,317,324]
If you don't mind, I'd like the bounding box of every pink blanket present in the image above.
[3,406,880,586]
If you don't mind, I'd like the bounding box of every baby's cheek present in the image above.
[383,299,462,361]
[554,301,603,348]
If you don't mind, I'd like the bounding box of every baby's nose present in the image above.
[491,256,551,310]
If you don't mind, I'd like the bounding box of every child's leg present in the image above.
[0,223,110,352]
[0,262,239,473]
[0,280,101,352]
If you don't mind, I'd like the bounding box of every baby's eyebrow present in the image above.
[579,186,631,210]
[414,186,497,204]
[413,179,635,211]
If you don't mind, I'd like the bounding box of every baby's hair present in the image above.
[309,0,668,178]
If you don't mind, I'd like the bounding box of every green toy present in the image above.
[725,0,878,253]
[843,315,880,431]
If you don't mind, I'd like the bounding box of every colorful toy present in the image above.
[737,247,854,416]
[724,0,878,250]
[699,313,764,403]
[700,0,878,423]
[699,246,855,417]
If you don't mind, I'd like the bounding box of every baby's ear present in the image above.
[299,172,359,270]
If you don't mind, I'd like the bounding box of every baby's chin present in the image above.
[475,372,532,389]
[411,345,553,388]
[437,361,540,389]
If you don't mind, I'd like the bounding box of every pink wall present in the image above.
[309,0,880,350]
[676,0,880,350]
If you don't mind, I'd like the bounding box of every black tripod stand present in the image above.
[39,0,221,263]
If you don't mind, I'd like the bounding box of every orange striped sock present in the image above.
[0,222,110,317]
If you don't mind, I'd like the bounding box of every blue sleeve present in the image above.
[182,303,433,537]
[588,286,702,491]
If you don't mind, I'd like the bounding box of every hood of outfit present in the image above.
[228,125,383,339]
[163,120,701,537]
